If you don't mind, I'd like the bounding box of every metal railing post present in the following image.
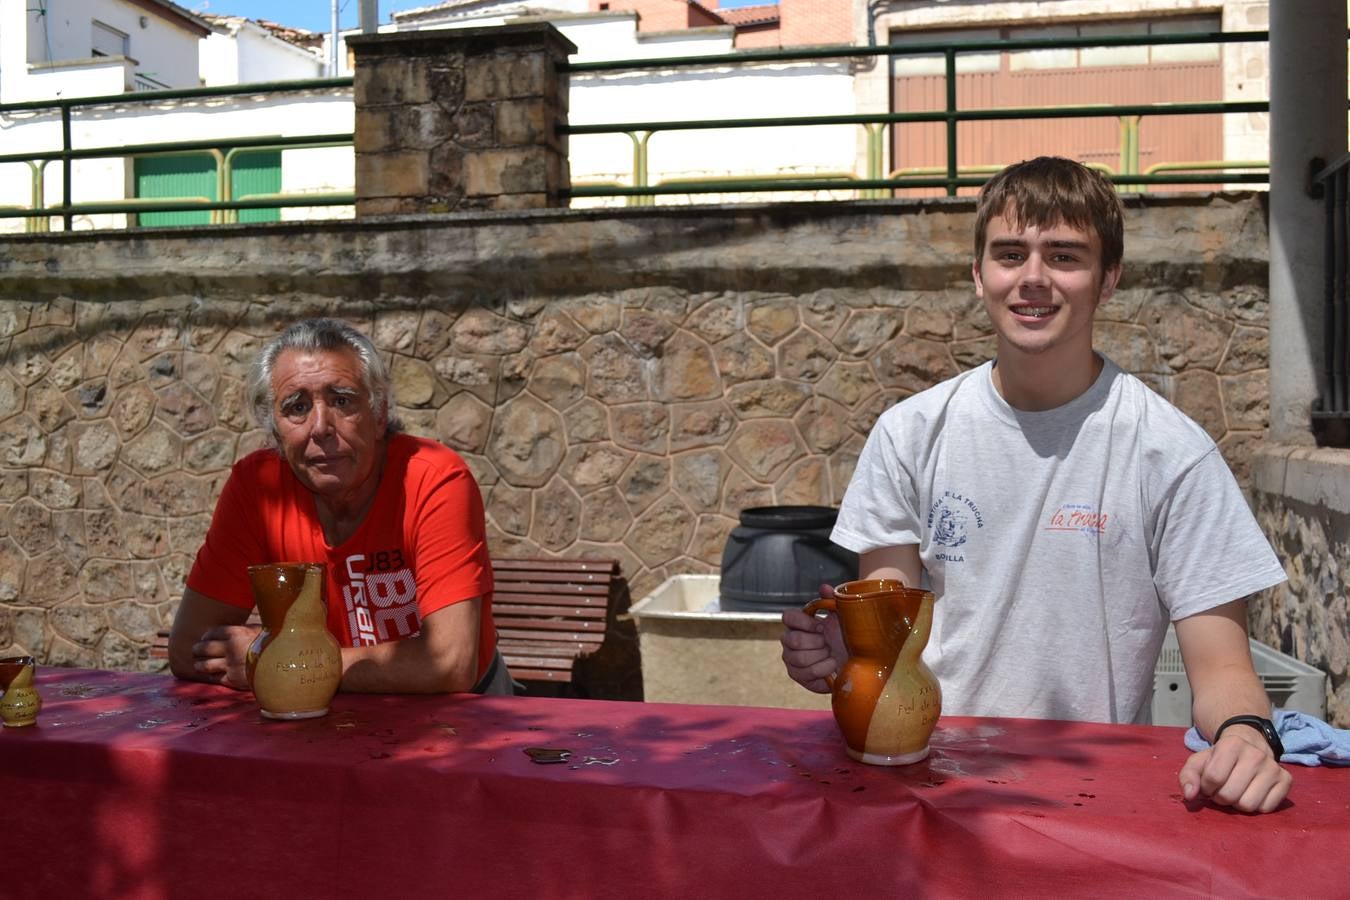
[944,48,958,197]
[26,161,42,233]
[631,131,654,207]
[1118,115,1141,193]
[1333,170,1347,413]
[60,102,72,231]
[217,148,232,225]
[863,123,884,199]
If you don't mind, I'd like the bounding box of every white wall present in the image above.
[201,22,324,87]
[569,60,858,203]
[199,27,242,85]
[1,0,203,101]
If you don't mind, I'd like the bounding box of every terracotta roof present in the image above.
[714,5,780,28]
[199,13,324,49]
[254,18,325,49]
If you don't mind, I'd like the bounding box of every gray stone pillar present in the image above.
[348,23,575,215]
[1251,1,1350,727]
[1267,1,1346,442]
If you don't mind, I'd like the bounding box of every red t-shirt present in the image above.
[186,433,496,681]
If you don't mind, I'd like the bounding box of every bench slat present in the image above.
[498,641,593,657]
[493,588,609,603]
[504,666,573,683]
[496,621,604,634]
[494,580,612,591]
[495,604,607,619]
[492,558,617,574]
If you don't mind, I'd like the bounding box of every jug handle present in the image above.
[801,597,839,690]
[897,592,936,666]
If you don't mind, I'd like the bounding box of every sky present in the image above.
[195,1,776,35]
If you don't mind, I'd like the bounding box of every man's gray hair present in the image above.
[249,318,403,441]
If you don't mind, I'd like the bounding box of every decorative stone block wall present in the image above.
[0,193,1274,683]
[349,23,573,214]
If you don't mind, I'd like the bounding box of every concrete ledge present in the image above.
[1252,443,1350,514]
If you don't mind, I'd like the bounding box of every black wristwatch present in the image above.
[1213,715,1285,760]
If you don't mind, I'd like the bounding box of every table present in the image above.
[4,667,1346,899]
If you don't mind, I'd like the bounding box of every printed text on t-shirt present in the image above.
[342,550,418,645]
[1044,504,1109,535]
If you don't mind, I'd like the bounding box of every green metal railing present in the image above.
[0,77,354,230]
[565,30,1280,203]
[0,31,1312,223]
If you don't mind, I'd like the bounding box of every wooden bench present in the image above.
[150,557,626,691]
[491,557,623,688]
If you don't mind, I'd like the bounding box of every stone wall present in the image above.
[0,193,1273,679]
[1251,447,1350,727]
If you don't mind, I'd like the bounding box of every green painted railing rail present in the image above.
[3,31,1332,219]
[564,30,1268,72]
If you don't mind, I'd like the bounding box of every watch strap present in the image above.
[1213,714,1285,760]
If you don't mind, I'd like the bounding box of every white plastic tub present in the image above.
[629,574,830,710]
[1152,625,1327,726]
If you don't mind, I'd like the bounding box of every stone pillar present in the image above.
[348,23,575,215]
[1251,0,1350,727]
[1267,0,1345,442]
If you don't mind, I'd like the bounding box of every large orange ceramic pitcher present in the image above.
[803,578,940,765]
[245,562,343,720]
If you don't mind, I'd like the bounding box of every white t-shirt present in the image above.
[832,355,1287,724]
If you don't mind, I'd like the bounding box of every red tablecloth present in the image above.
[4,667,1346,899]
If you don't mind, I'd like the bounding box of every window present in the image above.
[891,28,1001,77]
[91,20,129,58]
[891,15,1221,75]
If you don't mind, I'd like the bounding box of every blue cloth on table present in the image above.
[1184,709,1350,767]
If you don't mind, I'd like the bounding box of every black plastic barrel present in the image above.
[719,506,859,613]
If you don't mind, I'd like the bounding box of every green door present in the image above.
[134,154,216,226]
[134,150,281,225]
[231,150,282,223]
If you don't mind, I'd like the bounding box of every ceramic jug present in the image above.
[246,562,343,720]
[803,578,940,765]
[0,655,42,727]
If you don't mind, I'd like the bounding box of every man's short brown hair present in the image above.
[973,156,1124,273]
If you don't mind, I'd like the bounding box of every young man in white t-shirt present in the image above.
[780,157,1292,814]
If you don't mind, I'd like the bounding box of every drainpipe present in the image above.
[866,0,892,47]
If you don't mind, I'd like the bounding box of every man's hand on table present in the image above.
[191,624,261,691]
[1178,724,1291,814]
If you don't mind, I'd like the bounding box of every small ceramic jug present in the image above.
[803,578,940,765]
[0,655,42,727]
[245,562,343,720]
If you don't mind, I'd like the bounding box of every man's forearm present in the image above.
[1190,663,1273,744]
[339,638,478,694]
